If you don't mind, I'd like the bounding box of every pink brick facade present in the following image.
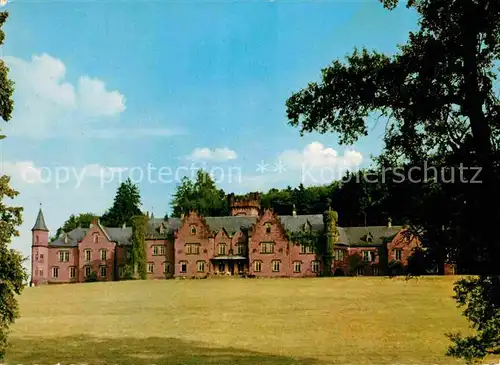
[31,195,452,285]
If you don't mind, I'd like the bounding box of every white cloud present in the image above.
[77,76,126,117]
[0,161,44,184]
[0,160,130,188]
[187,147,237,162]
[219,142,364,191]
[279,142,363,170]
[2,54,177,139]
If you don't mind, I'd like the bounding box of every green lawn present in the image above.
[5,276,493,365]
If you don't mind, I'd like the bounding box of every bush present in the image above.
[85,271,98,282]
[388,260,405,276]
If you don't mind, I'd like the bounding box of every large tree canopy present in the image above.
[51,212,97,240]
[170,170,228,218]
[100,178,142,227]
[286,0,500,362]
[0,11,28,361]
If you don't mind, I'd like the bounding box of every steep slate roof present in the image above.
[339,226,402,246]
[279,214,324,232]
[204,216,257,234]
[32,208,49,231]
[49,215,401,247]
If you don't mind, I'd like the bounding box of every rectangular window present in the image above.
[163,262,170,273]
[197,261,205,272]
[305,245,314,254]
[300,245,306,254]
[40,253,44,260]
[218,243,226,255]
[293,261,301,273]
[58,251,69,262]
[84,249,91,261]
[100,266,107,277]
[159,245,165,255]
[272,260,280,272]
[312,261,320,273]
[261,242,274,254]
[147,263,154,273]
[100,249,107,261]
[334,249,344,261]
[52,266,59,278]
[69,266,77,278]
[153,246,159,255]
[395,249,403,261]
[180,262,187,273]
[118,266,124,278]
[236,244,245,255]
[84,266,91,277]
[363,251,376,262]
[253,261,262,272]
[186,244,200,255]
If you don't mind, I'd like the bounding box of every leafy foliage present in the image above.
[0,11,28,361]
[100,178,142,227]
[285,0,500,361]
[130,215,148,280]
[347,253,364,276]
[446,277,500,364]
[84,271,98,283]
[170,170,228,217]
[52,212,97,241]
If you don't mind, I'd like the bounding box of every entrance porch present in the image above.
[211,256,248,276]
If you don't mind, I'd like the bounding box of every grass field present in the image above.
[5,276,494,365]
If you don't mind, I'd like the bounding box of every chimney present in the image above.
[180,213,185,219]
[292,204,297,217]
[90,217,98,228]
[387,217,392,228]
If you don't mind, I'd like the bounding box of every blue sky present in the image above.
[0,0,418,265]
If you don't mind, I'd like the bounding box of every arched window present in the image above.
[265,223,271,234]
[190,225,197,235]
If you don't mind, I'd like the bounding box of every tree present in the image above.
[0,11,28,361]
[130,215,148,279]
[52,212,97,240]
[170,170,228,217]
[100,178,142,227]
[285,0,500,362]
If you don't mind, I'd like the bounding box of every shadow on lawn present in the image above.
[7,335,322,365]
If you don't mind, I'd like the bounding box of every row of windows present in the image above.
[53,247,402,267]
[145,262,172,274]
[56,249,109,262]
[189,222,273,236]
[253,260,320,273]
[183,243,246,255]
[356,267,380,276]
[51,265,105,279]
[152,245,166,256]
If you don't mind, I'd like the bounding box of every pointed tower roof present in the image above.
[32,207,49,231]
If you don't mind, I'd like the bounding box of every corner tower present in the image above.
[228,192,261,216]
[31,207,49,286]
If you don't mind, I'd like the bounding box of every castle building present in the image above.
[31,194,426,285]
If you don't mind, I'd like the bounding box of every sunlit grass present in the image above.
[6,276,489,364]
